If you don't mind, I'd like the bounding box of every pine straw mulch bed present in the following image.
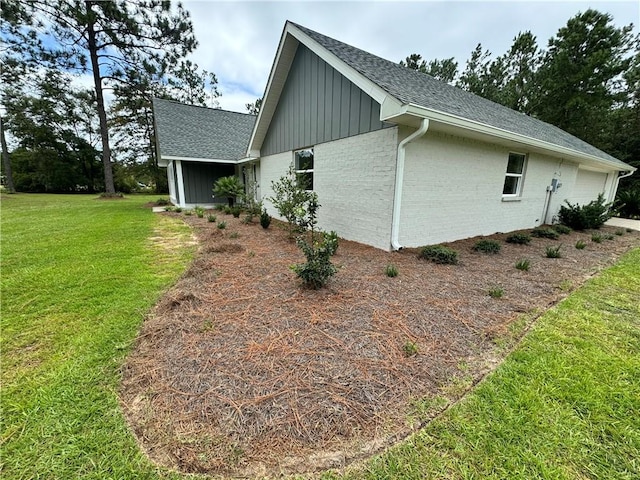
[120,212,639,478]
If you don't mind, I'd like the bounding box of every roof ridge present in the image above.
[152,97,256,117]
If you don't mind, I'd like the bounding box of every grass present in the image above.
[331,247,640,480]
[1,194,194,479]
[2,194,639,479]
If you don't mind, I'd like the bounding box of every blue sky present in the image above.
[182,0,639,113]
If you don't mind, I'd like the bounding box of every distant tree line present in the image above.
[400,9,639,201]
[0,0,219,194]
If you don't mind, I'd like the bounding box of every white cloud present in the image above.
[183,0,639,112]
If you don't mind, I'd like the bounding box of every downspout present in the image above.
[391,118,430,250]
[608,170,635,204]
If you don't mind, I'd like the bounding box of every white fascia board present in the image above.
[237,156,259,165]
[383,102,635,172]
[286,24,396,107]
[162,155,238,164]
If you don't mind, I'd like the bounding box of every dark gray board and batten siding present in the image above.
[261,44,388,156]
[181,162,235,204]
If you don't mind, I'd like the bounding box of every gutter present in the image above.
[391,118,430,250]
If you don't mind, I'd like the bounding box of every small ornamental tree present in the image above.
[213,175,243,207]
[269,164,314,238]
[291,194,337,289]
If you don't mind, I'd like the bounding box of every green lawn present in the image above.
[2,194,638,479]
[1,194,194,479]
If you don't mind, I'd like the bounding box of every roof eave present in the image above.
[382,101,635,172]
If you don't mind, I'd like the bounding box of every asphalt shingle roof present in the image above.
[292,22,629,169]
[153,98,256,161]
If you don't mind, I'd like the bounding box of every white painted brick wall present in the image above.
[398,129,590,247]
[259,127,618,251]
[259,128,398,250]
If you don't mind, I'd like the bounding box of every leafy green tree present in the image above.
[400,54,458,84]
[497,31,542,113]
[2,0,200,194]
[110,62,219,194]
[535,9,634,147]
[269,164,315,238]
[246,97,262,115]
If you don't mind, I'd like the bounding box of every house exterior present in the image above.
[152,98,256,208]
[154,21,635,251]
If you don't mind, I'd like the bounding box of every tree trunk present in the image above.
[85,1,116,194]
[0,116,16,193]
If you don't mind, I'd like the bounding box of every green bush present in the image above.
[156,198,170,206]
[531,227,559,239]
[323,231,339,256]
[419,245,459,265]
[217,221,227,230]
[291,195,336,289]
[614,187,640,219]
[605,233,615,241]
[575,240,587,249]
[260,208,271,229]
[231,206,242,218]
[174,207,182,213]
[212,175,244,207]
[554,224,572,235]
[488,286,504,298]
[269,164,315,238]
[558,193,612,230]
[223,205,232,215]
[207,214,217,223]
[615,229,624,236]
[385,264,399,277]
[473,239,501,254]
[515,258,530,271]
[506,233,531,245]
[195,206,205,218]
[591,233,603,243]
[545,245,562,258]
[403,341,418,357]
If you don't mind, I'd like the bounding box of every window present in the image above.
[503,152,526,196]
[294,148,314,190]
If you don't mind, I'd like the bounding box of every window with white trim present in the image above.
[294,148,314,191]
[503,152,526,196]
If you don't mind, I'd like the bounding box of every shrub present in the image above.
[207,214,217,223]
[214,203,225,211]
[217,221,227,230]
[323,231,339,256]
[575,240,587,249]
[163,206,173,212]
[156,198,170,206]
[230,232,239,239]
[231,206,242,218]
[545,245,562,258]
[183,209,193,216]
[269,164,315,238]
[506,233,531,245]
[558,193,612,230]
[174,207,182,213]
[403,341,418,357]
[260,208,271,229]
[488,286,504,298]
[195,206,205,218]
[531,227,559,239]
[213,175,244,207]
[515,258,530,271]
[554,224,572,235]
[614,187,640,219]
[419,245,458,265]
[473,239,501,254]
[291,195,336,289]
[385,264,399,277]
[223,205,232,215]
[605,233,615,241]
[591,233,602,243]
[615,229,624,236]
